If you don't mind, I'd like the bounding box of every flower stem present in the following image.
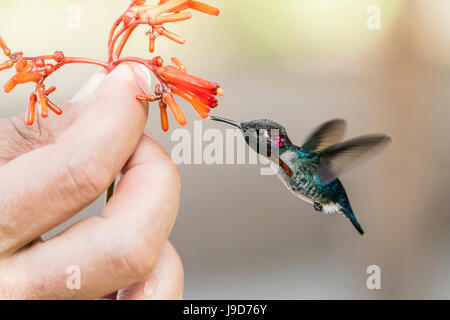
[105,179,116,204]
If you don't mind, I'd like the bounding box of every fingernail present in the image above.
[143,279,157,297]
[70,69,108,103]
[130,63,152,95]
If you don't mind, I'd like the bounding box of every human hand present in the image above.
[0,64,183,299]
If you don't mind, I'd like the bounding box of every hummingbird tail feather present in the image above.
[341,206,365,235]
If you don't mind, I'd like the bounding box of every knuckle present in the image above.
[0,116,50,155]
[154,155,180,193]
[9,115,51,145]
[162,160,180,187]
[106,161,180,280]
[141,134,180,192]
[111,239,158,279]
[64,151,112,200]
[150,157,181,224]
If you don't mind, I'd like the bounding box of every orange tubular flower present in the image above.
[46,99,63,115]
[151,11,192,25]
[0,35,11,57]
[23,84,62,125]
[158,66,219,94]
[134,57,223,130]
[158,0,220,16]
[155,26,185,45]
[35,84,49,118]
[26,94,37,125]
[158,64,223,107]
[163,91,187,126]
[159,100,169,132]
[3,71,42,93]
[3,57,47,93]
[187,1,220,16]
[1,0,223,130]
[45,86,56,96]
[0,60,14,71]
[171,57,185,71]
[123,0,220,52]
[149,34,156,53]
[171,86,209,118]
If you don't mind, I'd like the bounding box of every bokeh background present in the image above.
[1,0,449,299]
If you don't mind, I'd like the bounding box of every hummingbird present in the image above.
[210,116,391,235]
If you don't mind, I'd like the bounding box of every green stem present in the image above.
[105,179,116,204]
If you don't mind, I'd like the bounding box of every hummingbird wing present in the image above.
[301,119,347,152]
[317,134,391,185]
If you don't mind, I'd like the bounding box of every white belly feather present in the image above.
[271,151,341,215]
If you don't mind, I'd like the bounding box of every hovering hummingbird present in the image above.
[210,116,391,235]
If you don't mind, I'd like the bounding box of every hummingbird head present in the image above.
[210,116,291,158]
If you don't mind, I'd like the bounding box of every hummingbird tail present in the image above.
[341,206,365,235]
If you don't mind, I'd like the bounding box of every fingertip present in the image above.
[123,130,175,174]
[106,63,152,96]
[69,69,108,104]
[116,241,184,300]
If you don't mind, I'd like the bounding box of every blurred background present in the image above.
[1,0,449,299]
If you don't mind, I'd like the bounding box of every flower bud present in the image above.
[0,60,14,71]
[53,51,65,63]
[26,94,37,125]
[152,56,163,67]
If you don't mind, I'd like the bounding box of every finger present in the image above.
[116,241,184,300]
[0,133,180,299]
[0,63,152,256]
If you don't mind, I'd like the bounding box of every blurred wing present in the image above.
[302,119,347,152]
[317,134,391,185]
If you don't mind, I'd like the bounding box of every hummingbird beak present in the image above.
[209,116,242,129]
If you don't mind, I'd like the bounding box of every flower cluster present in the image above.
[136,56,223,131]
[0,0,223,131]
[123,0,220,52]
[0,36,67,124]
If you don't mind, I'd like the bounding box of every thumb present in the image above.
[49,62,152,135]
[53,63,153,187]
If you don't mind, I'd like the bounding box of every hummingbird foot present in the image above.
[313,202,323,212]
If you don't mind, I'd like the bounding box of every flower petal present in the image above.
[194,91,217,108]
[171,86,210,118]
